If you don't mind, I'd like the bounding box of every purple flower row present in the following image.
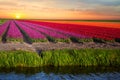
[7,21,23,38]
[15,21,45,39]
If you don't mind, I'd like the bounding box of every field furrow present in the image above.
[15,21,46,42]
[14,21,32,44]
[0,21,10,37]
[1,21,11,43]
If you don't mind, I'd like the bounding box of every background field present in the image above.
[40,21,120,29]
[0,19,120,43]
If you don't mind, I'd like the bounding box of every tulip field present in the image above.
[0,20,120,43]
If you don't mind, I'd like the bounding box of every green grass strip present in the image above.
[0,49,120,67]
[0,20,7,25]
[0,51,40,67]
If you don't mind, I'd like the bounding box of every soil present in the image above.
[0,42,120,52]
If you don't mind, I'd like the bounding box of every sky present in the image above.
[0,0,120,19]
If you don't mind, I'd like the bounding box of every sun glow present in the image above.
[15,14,21,19]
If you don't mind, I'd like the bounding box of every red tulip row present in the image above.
[21,20,120,40]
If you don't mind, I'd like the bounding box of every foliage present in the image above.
[0,20,7,25]
[0,49,120,67]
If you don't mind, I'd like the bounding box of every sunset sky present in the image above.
[0,0,120,19]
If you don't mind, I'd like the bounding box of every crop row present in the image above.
[18,21,90,42]
[7,21,23,39]
[15,21,83,42]
[0,20,86,43]
[15,21,45,39]
[17,21,67,39]
[0,20,120,43]
[21,20,120,40]
[19,21,88,39]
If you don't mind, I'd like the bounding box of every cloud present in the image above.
[0,0,120,19]
[78,0,120,6]
[0,1,17,6]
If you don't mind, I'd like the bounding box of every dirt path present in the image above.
[0,42,35,52]
[0,42,120,52]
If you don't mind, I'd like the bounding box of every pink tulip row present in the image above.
[20,21,88,39]
[0,21,10,36]
[15,21,45,39]
[20,21,68,39]
[7,21,23,38]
